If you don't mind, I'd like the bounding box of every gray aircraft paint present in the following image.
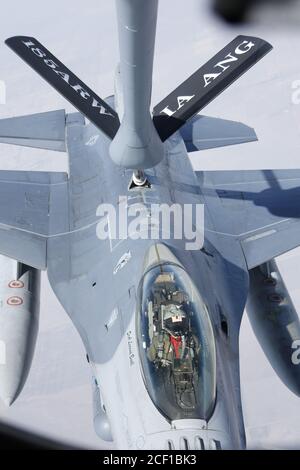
[109,0,164,169]
[0,257,40,405]
[0,0,299,451]
[45,108,248,448]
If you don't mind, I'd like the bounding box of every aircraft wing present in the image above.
[0,170,68,269]
[0,109,66,152]
[180,114,257,152]
[198,169,300,269]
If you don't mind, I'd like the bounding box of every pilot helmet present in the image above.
[164,305,188,336]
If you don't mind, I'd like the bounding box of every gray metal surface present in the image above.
[45,104,249,448]
[109,0,164,169]
[199,169,300,268]
[180,114,257,152]
[0,110,66,151]
[0,0,299,451]
[0,170,68,269]
[0,260,40,406]
[247,259,300,396]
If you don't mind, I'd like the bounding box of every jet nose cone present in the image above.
[0,343,28,407]
[0,288,40,408]
[2,396,15,407]
[0,373,21,407]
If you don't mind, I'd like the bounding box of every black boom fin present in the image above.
[5,36,120,140]
[153,35,272,142]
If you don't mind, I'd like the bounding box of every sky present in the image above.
[0,0,300,450]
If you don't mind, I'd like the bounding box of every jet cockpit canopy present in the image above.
[137,246,216,421]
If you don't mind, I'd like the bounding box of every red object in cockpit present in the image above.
[170,335,182,359]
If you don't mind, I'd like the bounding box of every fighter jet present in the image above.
[0,0,300,450]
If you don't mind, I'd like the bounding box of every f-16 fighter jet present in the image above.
[0,0,300,451]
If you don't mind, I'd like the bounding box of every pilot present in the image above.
[147,305,189,365]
